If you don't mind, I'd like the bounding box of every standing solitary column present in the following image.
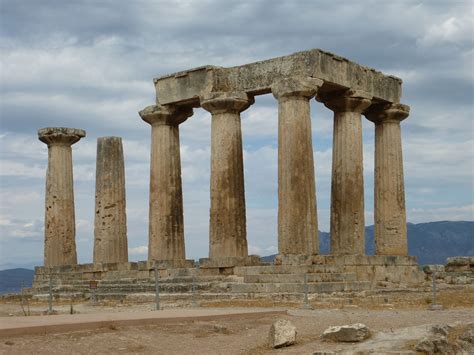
[272,77,322,256]
[93,137,128,264]
[200,92,252,258]
[38,127,86,267]
[319,90,372,255]
[365,103,410,255]
[139,105,192,261]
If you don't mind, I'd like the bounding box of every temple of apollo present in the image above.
[31,49,424,301]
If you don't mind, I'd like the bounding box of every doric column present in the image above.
[365,103,410,255]
[319,90,372,255]
[139,105,193,261]
[38,127,86,267]
[200,92,252,258]
[271,77,323,256]
[93,137,128,264]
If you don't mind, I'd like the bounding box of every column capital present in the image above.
[139,104,193,126]
[38,127,86,146]
[200,91,254,114]
[365,102,410,124]
[271,77,323,101]
[318,89,372,113]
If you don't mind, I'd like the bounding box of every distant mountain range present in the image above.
[0,221,472,294]
[0,268,34,295]
[263,221,473,264]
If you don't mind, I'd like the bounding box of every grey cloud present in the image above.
[0,0,472,266]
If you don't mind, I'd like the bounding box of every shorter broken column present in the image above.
[93,136,128,264]
[38,127,85,267]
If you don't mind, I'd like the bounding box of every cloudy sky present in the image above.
[0,0,472,268]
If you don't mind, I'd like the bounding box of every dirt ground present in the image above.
[0,287,473,354]
[1,307,473,354]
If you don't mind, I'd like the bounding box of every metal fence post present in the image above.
[192,262,199,308]
[301,273,313,310]
[48,273,53,314]
[428,271,443,310]
[154,260,160,311]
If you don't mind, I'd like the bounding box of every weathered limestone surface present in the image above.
[319,90,372,255]
[268,319,297,348]
[446,257,474,272]
[272,77,322,256]
[139,105,193,261]
[321,323,370,342]
[93,137,128,264]
[201,92,252,258]
[154,49,402,106]
[38,127,85,267]
[366,103,409,255]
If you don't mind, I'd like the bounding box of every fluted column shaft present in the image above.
[38,127,85,267]
[93,137,128,264]
[201,92,252,258]
[366,103,410,255]
[139,105,193,261]
[272,77,322,256]
[320,90,372,255]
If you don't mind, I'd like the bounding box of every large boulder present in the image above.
[268,319,297,348]
[321,323,370,342]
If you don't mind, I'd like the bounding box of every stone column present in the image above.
[319,90,372,255]
[365,103,410,255]
[38,127,86,267]
[271,77,322,256]
[200,92,252,258]
[139,105,193,261]
[93,137,128,264]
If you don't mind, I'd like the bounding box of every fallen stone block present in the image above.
[321,323,370,342]
[431,324,452,336]
[268,319,297,348]
[415,335,460,354]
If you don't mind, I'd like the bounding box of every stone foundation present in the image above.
[29,255,425,301]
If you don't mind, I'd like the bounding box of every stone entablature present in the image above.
[143,49,411,263]
[154,49,402,107]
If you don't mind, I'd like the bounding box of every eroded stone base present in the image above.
[27,255,428,301]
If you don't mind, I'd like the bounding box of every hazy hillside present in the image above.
[0,268,34,295]
[262,221,473,265]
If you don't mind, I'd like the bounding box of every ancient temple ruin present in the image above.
[32,49,423,301]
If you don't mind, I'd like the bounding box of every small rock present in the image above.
[459,324,474,344]
[212,324,229,334]
[321,323,370,342]
[268,319,297,348]
[4,341,14,346]
[415,335,460,354]
[456,323,474,352]
[428,304,443,311]
[431,324,452,336]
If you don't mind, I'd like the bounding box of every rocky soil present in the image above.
[0,306,473,354]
